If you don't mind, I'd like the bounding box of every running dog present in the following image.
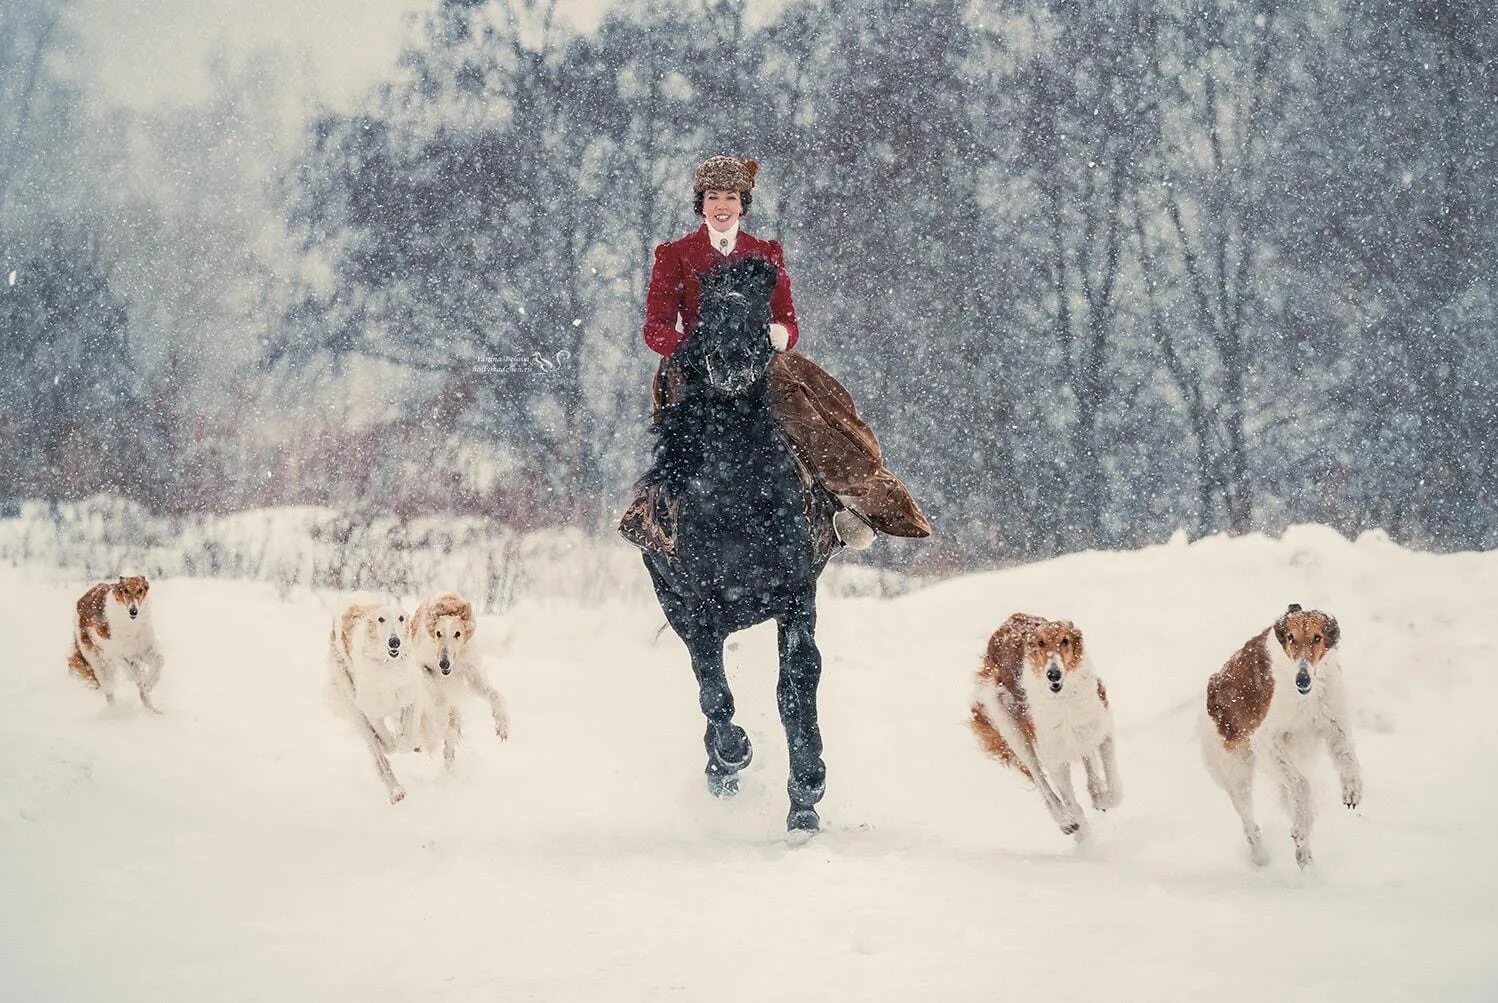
[67,575,165,713]
[1201,603,1361,868]
[408,592,509,768]
[328,599,425,803]
[970,613,1120,840]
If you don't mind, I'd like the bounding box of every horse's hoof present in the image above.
[787,807,821,833]
[709,725,753,772]
[707,771,740,798]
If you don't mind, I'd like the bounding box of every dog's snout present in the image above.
[128,605,138,618]
[387,635,401,649]
[439,656,451,674]
[1046,665,1062,683]
[1294,657,1312,693]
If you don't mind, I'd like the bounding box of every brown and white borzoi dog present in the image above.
[67,575,165,713]
[970,613,1120,839]
[1201,603,1361,869]
[407,592,509,768]
[328,600,424,803]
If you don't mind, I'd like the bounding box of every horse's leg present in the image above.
[684,628,752,797]
[777,608,826,833]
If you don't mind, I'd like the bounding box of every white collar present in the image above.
[705,221,740,256]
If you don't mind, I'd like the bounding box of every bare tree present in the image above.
[0,0,66,218]
[1136,1,1289,535]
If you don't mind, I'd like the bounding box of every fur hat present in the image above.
[693,155,758,194]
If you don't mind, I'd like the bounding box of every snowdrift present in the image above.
[2,525,1494,1000]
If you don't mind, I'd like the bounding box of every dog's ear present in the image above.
[1273,613,1290,648]
[1321,613,1340,650]
[459,600,476,639]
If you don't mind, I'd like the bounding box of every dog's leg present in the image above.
[977,689,1078,834]
[367,717,398,754]
[1323,716,1362,810]
[443,705,462,770]
[1052,760,1088,841]
[1267,740,1315,869]
[358,717,405,803]
[79,640,118,706]
[396,704,420,751]
[1084,736,1122,810]
[126,657,164,715]
[142,649,164,711]
[1205,737,1268,866]
[466,668,510,740]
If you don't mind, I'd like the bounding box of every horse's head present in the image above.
[678,256,780,396]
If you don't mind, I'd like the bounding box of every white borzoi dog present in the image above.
[328,599,426,803]
[970,612,1121,840]
[407,592,509,768]
[67,575,165,714]
[1200,603,1362,869]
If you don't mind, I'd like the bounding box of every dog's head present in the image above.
[110,575,150,620]
[414,593,475,676]
[1272,603,1340,695]
[356,601,407,661]
[1025,619,1086,695]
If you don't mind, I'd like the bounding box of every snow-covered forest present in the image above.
[1,0,1493,571]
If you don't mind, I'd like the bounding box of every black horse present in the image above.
[639,255,836,833]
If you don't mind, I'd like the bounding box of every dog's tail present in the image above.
[67,642,99,689]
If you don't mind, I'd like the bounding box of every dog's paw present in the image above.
[389,787,406,805]
[495,716,510,741]
[1342,779,1361,810]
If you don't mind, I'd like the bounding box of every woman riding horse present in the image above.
[619,156,930,834]
[619,155,931,553]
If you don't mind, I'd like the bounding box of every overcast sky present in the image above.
[74,0,617,110]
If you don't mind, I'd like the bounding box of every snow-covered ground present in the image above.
[2,525,1496,1001]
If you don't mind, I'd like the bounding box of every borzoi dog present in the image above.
[408,592,509,768]
[1201,603,1361,868]
[970,613,1121,840]
[67,575,165,713]
[328,600,425,803]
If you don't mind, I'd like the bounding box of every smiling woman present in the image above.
[619,155,932,558]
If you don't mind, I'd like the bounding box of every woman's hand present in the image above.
[769,323,791,352]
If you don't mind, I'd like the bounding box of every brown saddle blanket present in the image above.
[619,352,931,555]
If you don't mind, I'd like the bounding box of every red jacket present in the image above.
[643,225,800,356]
